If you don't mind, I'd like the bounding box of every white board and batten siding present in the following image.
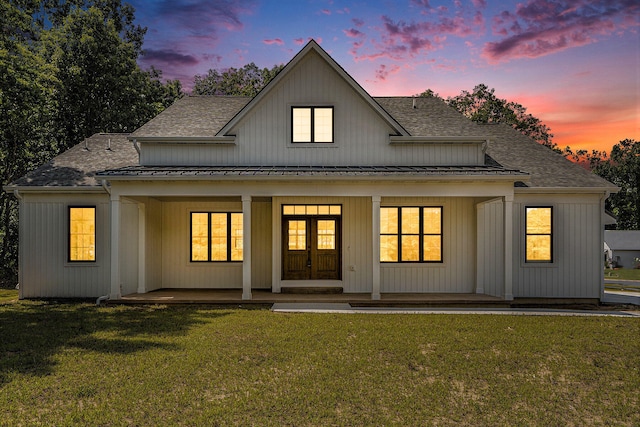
[140,50,484,168]
[512,194,603,299]
[380,197,477,293]
[159,199,272,289]
[19,193,111,298]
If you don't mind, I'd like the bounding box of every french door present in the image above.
[282,216,341,280]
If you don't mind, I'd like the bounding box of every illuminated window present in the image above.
[380,207,442,263]
[69,207,96,262]
[525,207,552,262]
[191,212,243,262]
[292,107,333,143]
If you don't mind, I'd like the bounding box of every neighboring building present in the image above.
[4,41,618,301]
[604,230,640,269]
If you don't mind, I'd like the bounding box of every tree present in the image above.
[0,0,59,286]
[418,84,555,150]
[193,62,284,96]
[42,5,181,152]
[572,140,639,230]
[0,0,182,286]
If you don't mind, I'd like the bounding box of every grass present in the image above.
[605,268,640,281]
[0,302,638,426]
[0,289,18,304]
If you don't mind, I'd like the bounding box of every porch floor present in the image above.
[114,289,507,307]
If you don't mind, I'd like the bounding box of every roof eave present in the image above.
[129,136,236,144]
[515,186,620,194]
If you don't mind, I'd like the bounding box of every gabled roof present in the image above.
[604,230,640,250]
[216,40,409,138]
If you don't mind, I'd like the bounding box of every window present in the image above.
[191,212,243,262]
[525,207,552,262]
[292,107,333,143]
[380,207,442,262]
[69,207,96,262]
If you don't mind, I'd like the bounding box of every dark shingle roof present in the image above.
[480,123,615,188]
[9,134,136,187]
[131,96,251,138]
[8,96,616,191]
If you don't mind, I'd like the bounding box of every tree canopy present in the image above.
[0,0,182,286]
[418,84,555,150]
[193,63,284,97]
[567,140,639,230]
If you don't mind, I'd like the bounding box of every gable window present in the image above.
[191,212,243,262]
[292,106,333,143]
[525,207,552,262]
[69,207,96,262]
[380,207,442,263]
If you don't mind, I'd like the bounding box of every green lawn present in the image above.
[605,268,640,281]
[1,303,638,426]
[0,289,18,304]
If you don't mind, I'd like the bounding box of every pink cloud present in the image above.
[321,9,331,15]
[263,38,284,46]
[483,0,640,62]
[352,18,364,27]
[374,64,402,81]
[293,38,305,45]
[344,28,364,38]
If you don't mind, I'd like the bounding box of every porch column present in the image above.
[242,195,252,300]
[503,195,514,300]
[372,196,381,300]
[137,202,146,294]
[109,194,121,300]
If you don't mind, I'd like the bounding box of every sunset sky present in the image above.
[128,0,639,153]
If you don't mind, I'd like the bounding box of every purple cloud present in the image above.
[140,49,200,66]
[154,0,255,31]
[483,0,640,62]
[347,2,484,62]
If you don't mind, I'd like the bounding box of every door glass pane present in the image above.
[210,213,227,261]
[191,213,209,261]
[424,235,442,261]
[317,220,335,250]
[318,205,330,215]
[402,208,419,234]
[230,213,243,261]
[380,208,398,234]
[283,205,295,215]
[288,220,306,250]
[401,235,419,261]
[329,205,341,215]
[423,207,441,234]
[293,108,311,142]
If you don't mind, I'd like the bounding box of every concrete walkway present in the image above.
[271,302,640,317]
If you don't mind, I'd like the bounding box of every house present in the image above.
[4,40,618,302]
[604,230,640,269]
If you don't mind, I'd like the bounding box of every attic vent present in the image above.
[83,138,89,151]
[106,138,112,151]
[412,97,417,109]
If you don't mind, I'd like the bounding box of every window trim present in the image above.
[380,206,443,263]
[524,206,553,263]
[291,106,334,143]
[190,212,243,263]
[68,206,97,263]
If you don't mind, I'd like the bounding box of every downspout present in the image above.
[13,189,23,296]
[101,179,111,195]
[599,191,609,302]
[13,189,22,201]
[132,138,140,156]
